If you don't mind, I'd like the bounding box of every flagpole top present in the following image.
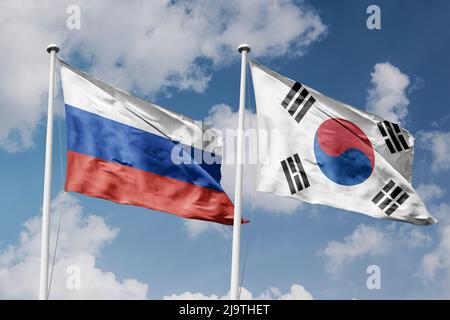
[238,43,251,53]
[46,44,60,54]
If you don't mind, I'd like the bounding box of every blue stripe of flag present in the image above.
[65,104,224,192]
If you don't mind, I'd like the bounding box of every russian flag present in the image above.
[59,60,235,225]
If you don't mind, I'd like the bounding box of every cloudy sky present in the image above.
[1,0,450,299]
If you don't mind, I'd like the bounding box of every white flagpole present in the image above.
[230,43,250,300]
[39,44,59,300]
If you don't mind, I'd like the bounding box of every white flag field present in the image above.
[250,60,436,226]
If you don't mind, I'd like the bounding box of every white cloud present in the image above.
[259,284,313,300]
[366,62,411,124]
[280,284,313,300]
[416,183,445,203]
[183,219,230,239]
[163,283,313,300]
[321,224,431,276]
[0,0,326,152]
[418,130,450,172]
[164,291,221,300]
[418,203,450,294]
[0,1,66,152]
[321,225,387,275]
[0,193,148,299]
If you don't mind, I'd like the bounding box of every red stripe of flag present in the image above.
[65,151,236,225]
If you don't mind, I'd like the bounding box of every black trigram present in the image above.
[281,153,310,195]
[281,82,316,123]
[377,121,409,154]
[372,180,410,216]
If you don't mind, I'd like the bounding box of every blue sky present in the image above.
[1,0,450,299]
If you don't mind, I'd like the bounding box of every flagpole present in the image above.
[39,44,59,300]
[230,43,250,300]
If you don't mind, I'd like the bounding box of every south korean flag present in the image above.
[250,60,436,225]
